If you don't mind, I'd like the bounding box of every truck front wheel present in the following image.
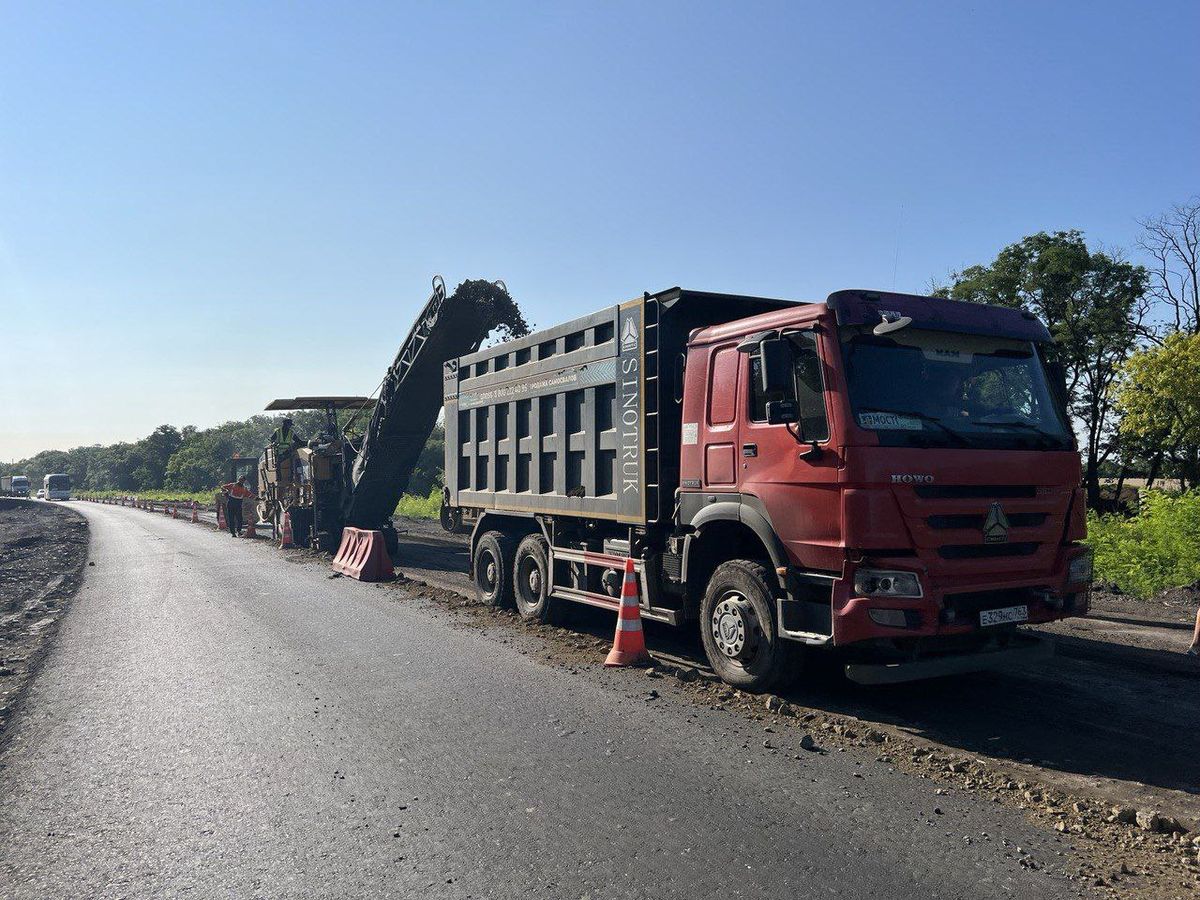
[700,560,797,692]
[473,530,516,608]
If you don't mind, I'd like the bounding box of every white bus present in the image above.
[44,473,71,500]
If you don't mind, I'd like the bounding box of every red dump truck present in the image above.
[441,288,1092,689]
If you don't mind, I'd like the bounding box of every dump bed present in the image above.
[444,288,796,525]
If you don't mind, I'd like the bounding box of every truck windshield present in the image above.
[840,328,1072,450]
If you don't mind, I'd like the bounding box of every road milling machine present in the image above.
[256,276,529,554]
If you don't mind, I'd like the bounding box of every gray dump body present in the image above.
[444,288,794,526]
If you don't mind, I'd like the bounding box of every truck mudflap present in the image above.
[843,634,1053,685]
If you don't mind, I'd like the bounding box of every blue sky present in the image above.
[1,0,1196,460]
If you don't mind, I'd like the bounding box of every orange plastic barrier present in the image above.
[331,527,394,582]
[604,557,654,667]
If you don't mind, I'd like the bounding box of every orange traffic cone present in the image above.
[244,514,256,538]
[279,511,294,549]
[217,502,226,531]
[604,558,654,667]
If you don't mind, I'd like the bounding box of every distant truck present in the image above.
[2,474,31,497]
[43,473,71,501]
[441,287,1093,689]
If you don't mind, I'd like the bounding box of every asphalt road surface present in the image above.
[0,502,1076,899]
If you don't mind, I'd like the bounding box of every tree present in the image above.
[936,231,1147,507]
[134,425,183,489]
[1138,197,1200,337]
[1116,332,1200,489]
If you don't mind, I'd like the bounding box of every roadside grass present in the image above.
[394,489,441,519]
[83,488,216,504]
[85,486,445,520]
[1087,490,1200,598]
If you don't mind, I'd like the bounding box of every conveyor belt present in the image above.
[343,276,527,530]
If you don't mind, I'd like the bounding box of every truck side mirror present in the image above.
[759,337,792,394]
[765,399,799,426]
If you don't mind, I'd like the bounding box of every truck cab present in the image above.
[680,290,1091,684]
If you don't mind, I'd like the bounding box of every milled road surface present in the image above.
[0,502,1076,899]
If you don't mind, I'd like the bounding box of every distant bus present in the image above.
[44,473,71,501]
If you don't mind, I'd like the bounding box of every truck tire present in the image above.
[512,534,562,624]
[473,530,516,608]
[700,559,798,692]
[439,502,464,534]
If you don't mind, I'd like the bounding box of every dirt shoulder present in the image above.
[0,499,89,740]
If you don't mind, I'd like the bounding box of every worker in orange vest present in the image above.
[221,477,255,537]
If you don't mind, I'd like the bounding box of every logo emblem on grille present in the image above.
[982,502,1010,544]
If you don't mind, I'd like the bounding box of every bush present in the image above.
[394,489,442,520]
[1087,490,1200,598]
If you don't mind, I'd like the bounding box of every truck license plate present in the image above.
[979,605,1028,627]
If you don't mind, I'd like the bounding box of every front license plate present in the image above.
[980,605,1028,627]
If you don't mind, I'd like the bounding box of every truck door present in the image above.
[701,343,742,489]
[740,329,842,573]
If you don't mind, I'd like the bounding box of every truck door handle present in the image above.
[742,443,758,458]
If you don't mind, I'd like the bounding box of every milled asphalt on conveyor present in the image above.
[0,502,1072,899]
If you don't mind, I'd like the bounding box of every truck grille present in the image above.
[915,485,1036,499]
[927,512,1046,530]
[937,542,1039,560]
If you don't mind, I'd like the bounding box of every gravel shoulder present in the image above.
[0,499,89,739]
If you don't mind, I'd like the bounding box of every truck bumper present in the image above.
[843,634,1052,685]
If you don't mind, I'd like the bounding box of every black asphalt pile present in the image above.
[0,499,88,738]
[450,277,531,342]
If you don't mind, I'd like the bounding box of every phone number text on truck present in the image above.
[441,288,1093,690]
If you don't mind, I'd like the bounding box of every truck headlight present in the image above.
[853,568,923,599]
[1067,551,1093,585]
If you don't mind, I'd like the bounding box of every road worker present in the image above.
[221,476,255,537]
[270,417,303,453]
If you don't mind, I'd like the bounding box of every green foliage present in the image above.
[1116,332,1200,489]
[393,489,442,519]
[83,489,215,504]
[406,425,445,497]
[13,413,449,503]
[1087,491,1200,598]
[936,230,1147,505]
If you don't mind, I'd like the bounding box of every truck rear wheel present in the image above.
[512,534,562,624]
[700,560,797,692]
[473,530,516,608]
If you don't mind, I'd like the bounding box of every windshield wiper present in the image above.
[972,418,1063,445]
[857,407,973,447]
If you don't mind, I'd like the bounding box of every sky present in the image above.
[1,0,1197,461]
